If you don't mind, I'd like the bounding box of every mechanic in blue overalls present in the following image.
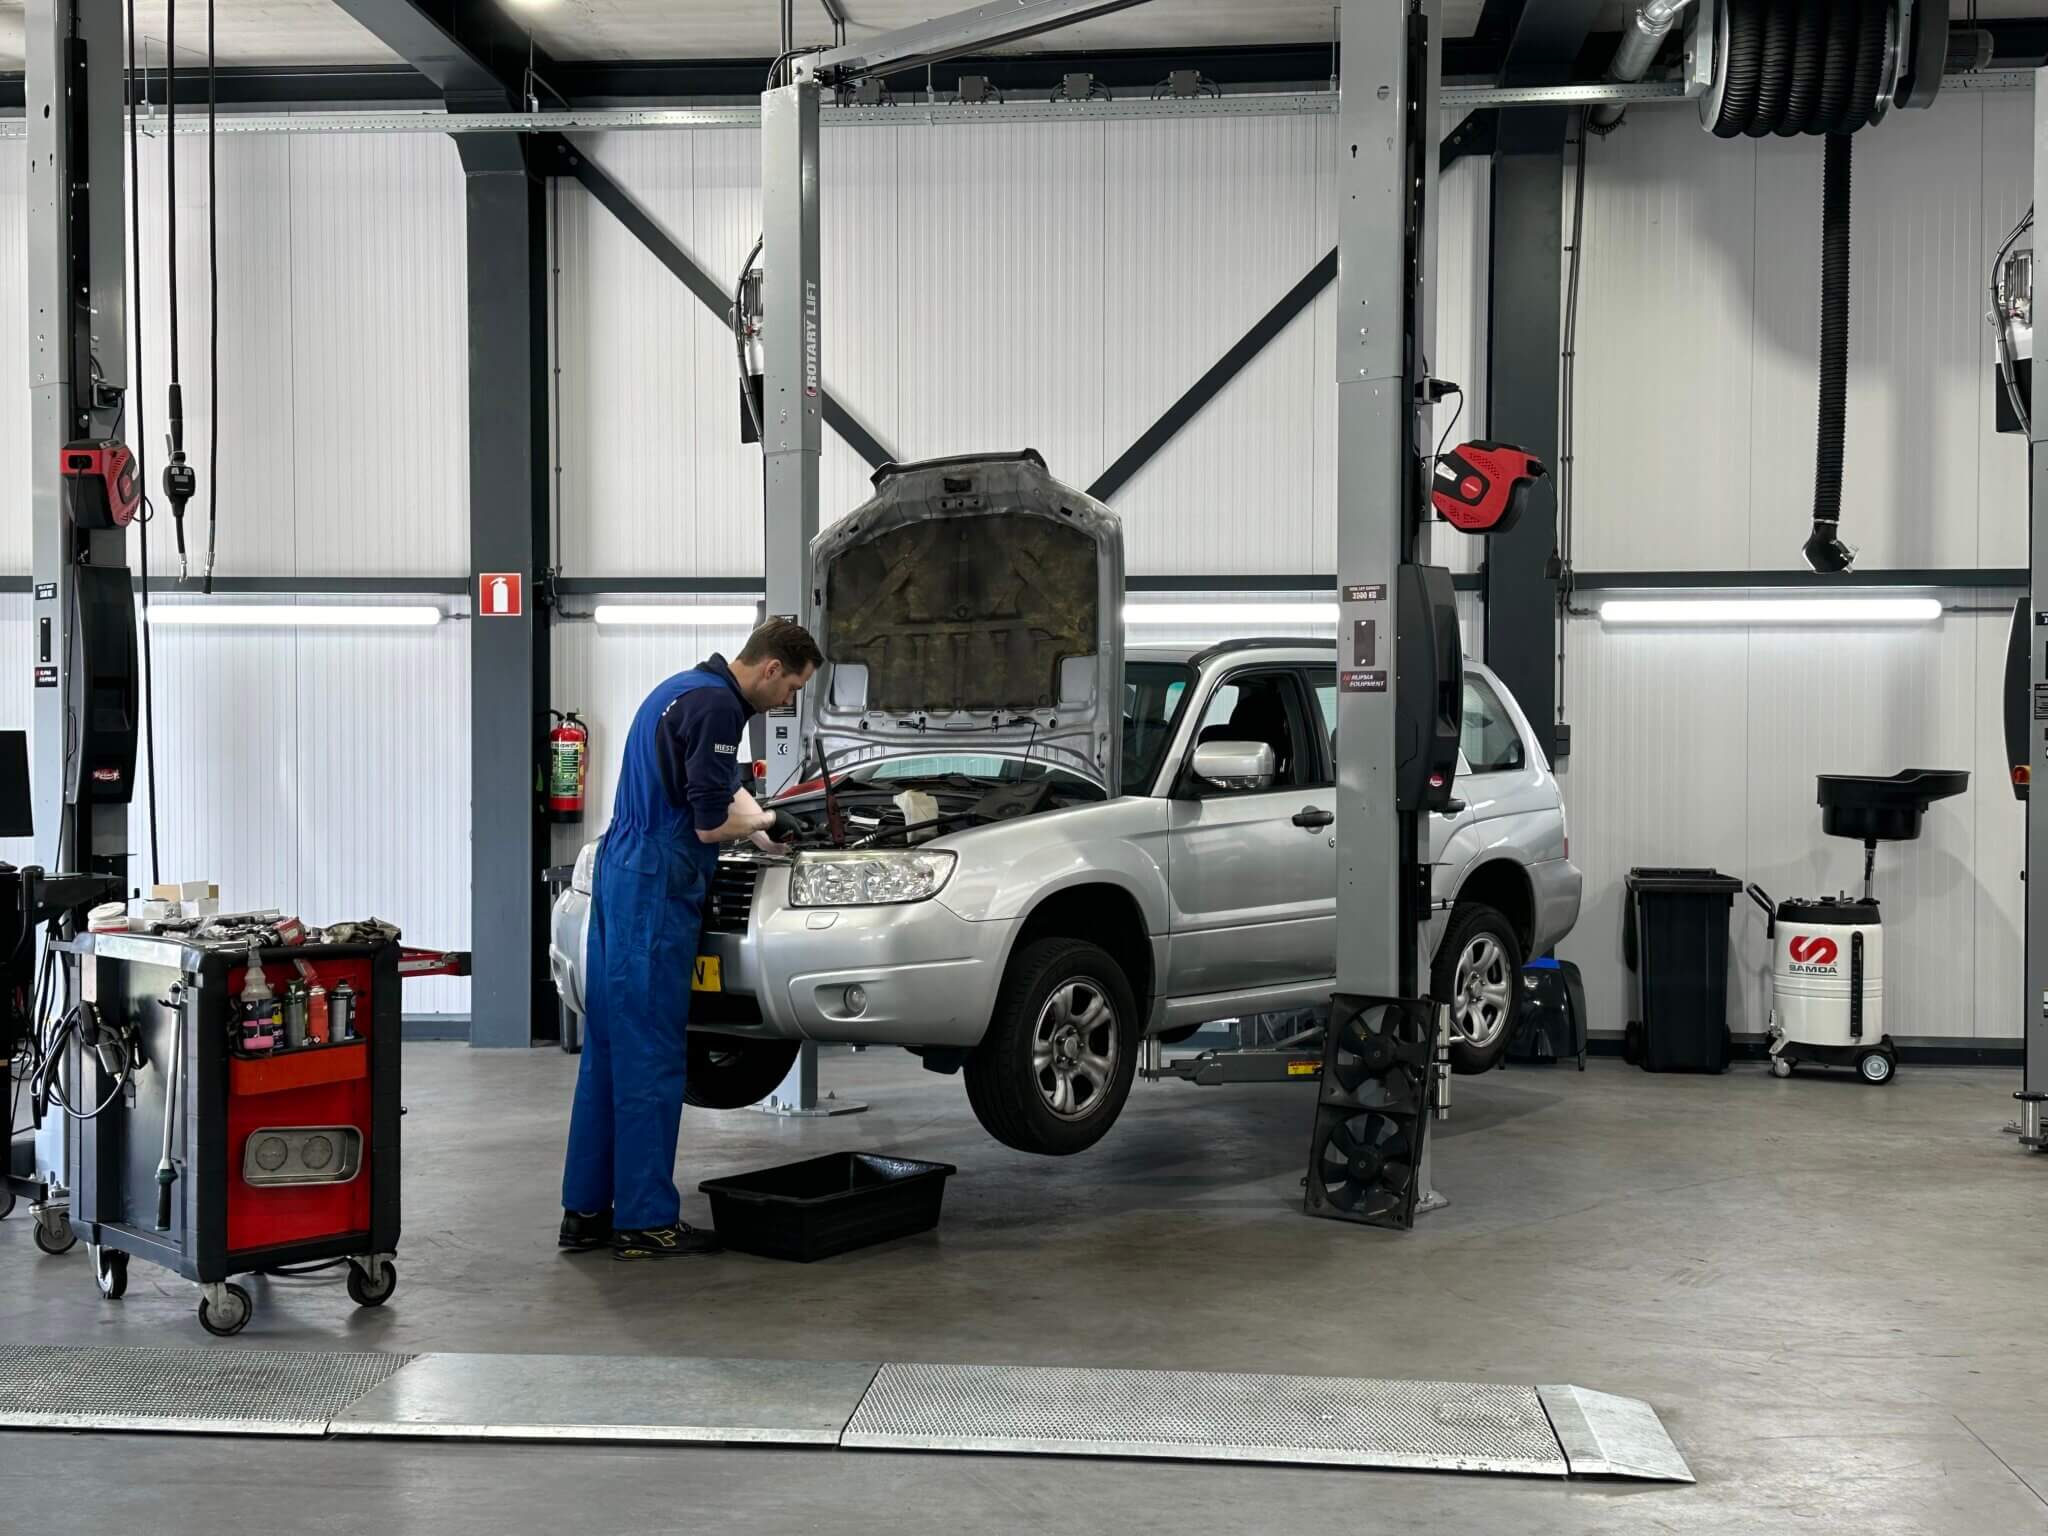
[560,618,821,1260]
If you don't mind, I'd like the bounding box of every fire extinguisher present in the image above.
[548,711,589,823]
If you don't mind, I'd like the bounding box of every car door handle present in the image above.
[1292,806,1335,831]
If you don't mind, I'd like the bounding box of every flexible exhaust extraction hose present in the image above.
[1806,131,1855,573]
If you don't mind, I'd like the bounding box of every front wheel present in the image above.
[684,1035,803,1109]
[965,938,1140,1156]
[1433,902,1525,1076]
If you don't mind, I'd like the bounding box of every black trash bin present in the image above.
[1623,867,1745,1073]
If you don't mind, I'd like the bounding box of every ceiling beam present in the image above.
[1495,0,1604,87]
[323,0,542,107]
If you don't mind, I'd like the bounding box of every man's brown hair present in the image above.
[737,616,824,673]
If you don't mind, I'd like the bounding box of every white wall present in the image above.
[1555,86,2031,1044]
[0,134,474,1012]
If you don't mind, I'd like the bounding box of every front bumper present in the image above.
[702,858,1013,1048]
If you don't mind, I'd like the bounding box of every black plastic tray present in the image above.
[1817,769,1968,843]
[699,1152,956,1262]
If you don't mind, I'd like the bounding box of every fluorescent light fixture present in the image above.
[1597,596,1942,626]
[1124,603,1338,627]
[592,604,762,628]
[145,605,442,628]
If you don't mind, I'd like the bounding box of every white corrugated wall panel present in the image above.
[1100,112,1324,574]
[1571,106,1757,572]
[895,120,1107,487]
[821,124,899,530]
[1557,598,2014,1043]
[688,128,770,575]
[288,134,467,576]
[0,142,28,576]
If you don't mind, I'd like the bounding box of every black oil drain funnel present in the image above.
[1806,131,1855,573]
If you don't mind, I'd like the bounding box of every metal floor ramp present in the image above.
[0,1346,1691,1482]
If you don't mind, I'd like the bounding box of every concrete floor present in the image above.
[3,1045,2045,1533]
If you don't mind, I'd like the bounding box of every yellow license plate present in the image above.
[1286,1059,1322,1077]
[692,956,722,992]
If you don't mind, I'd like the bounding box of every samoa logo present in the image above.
[1788,935,1839,967]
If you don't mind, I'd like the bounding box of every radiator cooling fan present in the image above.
[1329,997,1431,1110]
[1310,1112,1420,1223]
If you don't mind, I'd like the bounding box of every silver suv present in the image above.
[549,454,1580,1156]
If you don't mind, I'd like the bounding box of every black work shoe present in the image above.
[558,1209,613,1252]
[611,1222,722,1261]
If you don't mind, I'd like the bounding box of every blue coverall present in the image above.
[562,654,753,1231]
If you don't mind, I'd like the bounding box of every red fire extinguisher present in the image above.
[548,711,589,823]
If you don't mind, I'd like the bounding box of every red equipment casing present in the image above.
[1431,441,1547,535]
[61,440,141,528]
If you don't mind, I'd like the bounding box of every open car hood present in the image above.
[808,450,1124,795]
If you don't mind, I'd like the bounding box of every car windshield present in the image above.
[846,661,1194,793]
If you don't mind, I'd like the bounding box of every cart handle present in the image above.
[1745,883,1775,939]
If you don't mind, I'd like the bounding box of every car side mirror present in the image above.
[1192,740,1277,792]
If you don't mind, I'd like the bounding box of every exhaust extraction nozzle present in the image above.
[1803,524,1856,574]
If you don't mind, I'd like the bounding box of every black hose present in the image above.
[1710,0,1765,139]
[1818,0,1860,130]
[1747,0,1797,138]
[1776,0,1828,136]
[1806,132,1855,573]
[1839,0,1888,134]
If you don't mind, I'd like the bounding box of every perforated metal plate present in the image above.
[0,1344,414,1435]
[841,1363,1570,1474]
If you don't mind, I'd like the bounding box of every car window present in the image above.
[1461,675,1525,773]
[1189,670,1312,791]
[1122,662,1194,789]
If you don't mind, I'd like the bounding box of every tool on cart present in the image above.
[1749,770,1969,1087]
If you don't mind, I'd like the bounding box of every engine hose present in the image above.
[1806,132,1855,573]
[1838,0,1889,135]
[1747,0,1797,138]
[1710,0,1766,139]
[1775,0,1828,137]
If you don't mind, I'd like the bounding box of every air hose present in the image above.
[1806,132,1854,573]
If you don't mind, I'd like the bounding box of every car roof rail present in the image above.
[870,448,1048,488]
[1186,636,1338,668]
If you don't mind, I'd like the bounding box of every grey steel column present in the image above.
[458,135,553,1049]
[757,77,861,1117]
[1334,0,1434,1005]
[28,0,129,1199]
[760,80,821,800]
[2027,64,2048,1147]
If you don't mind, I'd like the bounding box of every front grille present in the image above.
[706,860,762,934]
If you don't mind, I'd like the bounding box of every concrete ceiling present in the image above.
[1,2,2044,79]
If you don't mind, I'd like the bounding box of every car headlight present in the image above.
[788,850,957,907]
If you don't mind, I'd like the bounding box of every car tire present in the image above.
[965,938,1140,1156]
[1433,901,1525,1076]
[684,1035,803,1110]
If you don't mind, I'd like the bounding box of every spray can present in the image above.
[306,985,330,1045]
[283,981,309,1050]
[237,948,280,1055]
[330,980,357,1042]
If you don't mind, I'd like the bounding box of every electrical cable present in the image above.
[162,0,192,580]
[1430,384,1464,472]
[126,0,161,889]
[734,234,765,444]
[1991,205,2034,438]
[203,0,219,592]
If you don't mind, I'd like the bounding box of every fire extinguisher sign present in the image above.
[479,572,523,617]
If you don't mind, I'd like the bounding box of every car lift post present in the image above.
[755,0,1150,1118]
[2024,59,2048,1152]
[23,0,131,1234]
[1332,0,1445,1212]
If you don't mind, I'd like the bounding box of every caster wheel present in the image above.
[1858,1051,1895,1086]
[347,1260,397,1308]
[94,1246,129,1300]
[1770,1057,1793,1079]
[0,1185,15,1220]
[34,1213,77,1255]
[198,1283,253,1337]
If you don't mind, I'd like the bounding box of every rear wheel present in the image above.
[684,1035,803,1110]
[1433,902,1525,1076]
[965,938,1139,1156]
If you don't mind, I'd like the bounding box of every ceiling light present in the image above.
[145,605,442,628]
[592,604,762,628]
[1596,596,1942,626]
[1124,603,1337,627]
